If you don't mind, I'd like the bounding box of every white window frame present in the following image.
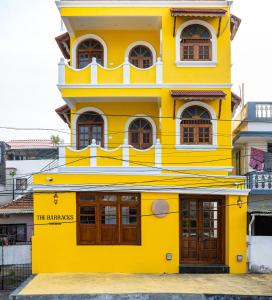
[124,115,157,146]
[125,41,157,66]
[72,34,108,68]
[175,20,217,68]
[176,101,217,150]
[72,107,108,149]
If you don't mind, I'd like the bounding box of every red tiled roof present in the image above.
[170,8,226,17]
[55,32,70,59]
[0,193,33,214]
[8,140,55,149]
[170,90,226,98]
[230,14,242,41]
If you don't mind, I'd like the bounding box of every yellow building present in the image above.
[32,0,247,274]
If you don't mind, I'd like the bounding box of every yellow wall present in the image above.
[32,192,179,273]
[32,190,247,274]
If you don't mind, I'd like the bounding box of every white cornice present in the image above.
[33,183,249,196]
[56,1,231,9]
[58,83,232,90]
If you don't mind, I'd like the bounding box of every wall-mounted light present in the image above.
[237,255,243,262]
[166,253,173,261]
[237,197,243,208]
[53,193,59,205]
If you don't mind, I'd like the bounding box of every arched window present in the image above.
[180,24,212,61]
[77,39,104,68]
[77,112,104,149]
[129,46,153,69]
[129,118,153,149]
[180,106,212,144]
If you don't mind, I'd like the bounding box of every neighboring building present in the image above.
[233,102,272,273]
[32,0,249,274]
[0,140,58,205]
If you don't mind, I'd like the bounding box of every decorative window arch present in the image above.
[77,39,104,68]
[125,41,156,67]
[124,115,157,149]
[72,34,108,68]
[72,107,108,149]
[176,101,217,149]
[77,111,104,149]
[175,20,217,67]
[128,118,153,149]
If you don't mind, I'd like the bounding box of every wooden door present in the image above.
[180,196,224,264]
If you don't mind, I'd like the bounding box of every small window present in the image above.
[129,46,153,69]
[180,24,212,61]
[0,224,27,244]
[77,193,141,245]
[129,118,153,149]
[254,216,272,236]
[180,106,212,145]
[16,178,27,190]
[77,39,104,68]
[77,112,104,149]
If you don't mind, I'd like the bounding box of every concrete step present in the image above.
[179,264,230,274]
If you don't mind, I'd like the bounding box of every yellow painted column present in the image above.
[225,195,247,273]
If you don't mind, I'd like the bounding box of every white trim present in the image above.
[175,20,217,67]
[123,57,130,84]
[175,101,217,149]
[125,41,156,65]
[58,58,65,85]
[72,34,108,68]
[176,61,217,68]
[56,165,233,173]
[124,114,157,146]
[56,1,232,8]
[71,107,108,149]
[58,83,232,89]
[33,184,250,196]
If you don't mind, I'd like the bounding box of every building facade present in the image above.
[32,0,248,274]
[233,102,272,273]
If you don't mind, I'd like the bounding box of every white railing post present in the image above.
[91,57,98,84]
[123,139,129,167]
[155,138,162,168]
[156,57,163,84]
[58,143,65,168]
[90,139,97,167]
[58,57,65,85]
[123,57,130,84]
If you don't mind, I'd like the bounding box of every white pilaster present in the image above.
[58,57,65,85]
[58,143,65,168]
[122,139,129,167]
[156,57,163,84]
[91,57,98,84]
[90,139,97,167]
[123,57,130,84]
[155,139,162,168]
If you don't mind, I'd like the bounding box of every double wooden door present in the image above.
[180,196,224,264]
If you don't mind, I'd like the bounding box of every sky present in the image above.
[0,0,271,143]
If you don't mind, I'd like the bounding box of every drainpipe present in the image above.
[248,214,255,271]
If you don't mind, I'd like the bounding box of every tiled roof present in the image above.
[170,90,226,98]
[8,140,55,149]
[0,193,33,215]
[170,8,226,17]
[56,105,71,127]
[55,32,70,59]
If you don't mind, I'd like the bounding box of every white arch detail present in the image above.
[124,115,157,146]
[72,34,108,68]
[72,106,108,148]
[175,19,217,66]
[175,101,217,149]
[125,41,157,65]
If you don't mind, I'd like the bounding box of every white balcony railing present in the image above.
[58,57,163,86]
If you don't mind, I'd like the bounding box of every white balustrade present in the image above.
[91,57,98,84]
[156,57,163,84]
[123,57,130,84]
[58,57,65,85]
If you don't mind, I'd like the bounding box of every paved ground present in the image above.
[15,273,272,297]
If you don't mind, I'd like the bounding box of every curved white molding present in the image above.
[124,115,157,146]
[72,34,108,68]
[128,144,155,152]
[72,107,108,149]
[175,19,217,67]
[175,101,217,149]
[125,41,157,65]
